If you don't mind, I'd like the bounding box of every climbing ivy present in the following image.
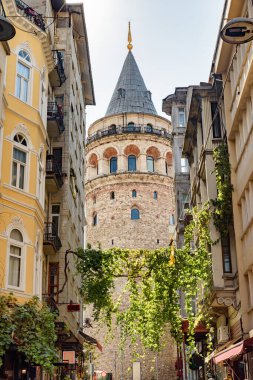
[0,295,58,372]
[211,143,233,237]
[75,203,212,352]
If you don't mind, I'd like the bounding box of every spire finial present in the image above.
[127,21,133,51]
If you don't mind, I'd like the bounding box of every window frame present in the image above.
[131,208,140,220]
[7,229,25,290]
[128,155,137,172]
[132,189,137,198]
[93,213,98,226]
[11,134,28,191]
[178,107,185,128]
[180,157,189,173]
[15,49,32,104]
[110,156,117,173]
[147,156,155,172]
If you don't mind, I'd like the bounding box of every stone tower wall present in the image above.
[85,114,177,380]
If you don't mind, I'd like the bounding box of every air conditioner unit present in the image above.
[217,326,229,344]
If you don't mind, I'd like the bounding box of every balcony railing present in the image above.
[43,222,62,253]
[15,0,45,31]
[42,294,59,314]
[46,155,64,190]
[49,50,66,87]
[86,124,172,145]
[47,101,64,135]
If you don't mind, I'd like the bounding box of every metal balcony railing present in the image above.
[15,0,45,31]
[42,294,59,314]
[43,222,62,252]
[46,155,64,188]
[52,50,66,86]
[86,124,172,145]
[47,101,64,134]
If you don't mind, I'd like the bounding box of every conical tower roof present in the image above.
[105,50,157,116]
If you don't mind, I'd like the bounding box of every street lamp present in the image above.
[0,0,16,41]
[220,17,253,44]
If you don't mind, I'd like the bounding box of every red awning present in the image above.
[213,337,253,364]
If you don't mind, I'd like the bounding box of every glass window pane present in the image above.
[131,209,140,220]
[178,108,185,127]
[19,164,25,189]
[132,190,137,198]
[12,162,17,186]
[17,62,30,79]
[147,156,154,172]
[21,79,28,102]
[8,251,21,287]
[16,76,21,98]
[10,229,23,242]
[128,155,136,171]
[14,148,26,163]
[110,157,117,173]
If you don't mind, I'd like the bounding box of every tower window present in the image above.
[157,239,160,244]
[110,191,115,200]
[112,239,114,245]
[132,189,137,198]
[169,214,175,225]
[92,213,97,226]
[128,155,136,171]
[147,156,154,172]
[127,122,135,132]
[145,123,153,133]
[110,157,117,173]
[178,108,185,127]
[153,191,158,200]
[131,208,140,220]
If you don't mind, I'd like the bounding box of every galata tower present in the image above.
[85,25,177,380]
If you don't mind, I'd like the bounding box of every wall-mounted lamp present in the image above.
[220,17,253,44]
[0,0,16,41]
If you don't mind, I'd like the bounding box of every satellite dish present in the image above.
[220,17,253,44]
[0,15,16,41]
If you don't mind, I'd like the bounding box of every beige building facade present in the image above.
[85,45,177,380]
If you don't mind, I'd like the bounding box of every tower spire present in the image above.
[127,21,133,51]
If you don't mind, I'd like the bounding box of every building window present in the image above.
[112,239,114,245]
[12,134,27,190]
[145,124,153,133]
[52,204,60,235]
[169,214,175,225]
[180,157,189,173]
[132,189,137,198]
[16,50,31,103]
[109,124,116,134]
[157,239,160,244]
[110,191,115,200]
[222,235,232,273]
[154,191,158,199]
[93,213,98,226]
[48,262,59,302]
[128,155,136,171]
[211,102,222,138]
[127,122,135,132]
[147,156,154,172]
[110,157,117,173]
[8,229,23,288]
[131,208,140,220]
[178,108,185,127]
[93,195,96,204]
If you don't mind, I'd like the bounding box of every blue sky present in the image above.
[67,0,225,127]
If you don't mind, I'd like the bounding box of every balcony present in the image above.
[86,124,172,145]
[45,155,64,192]
[49,50,66,87]
[47,102,64,137]
[43,222,62,255]
[15,0,45,31]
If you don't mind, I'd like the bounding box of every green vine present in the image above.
[211,143,233,237]
[75,204,212,353]
[0,295,58,372]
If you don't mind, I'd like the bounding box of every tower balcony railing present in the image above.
[86,124,172,145]
[15,0,46,31]
[49,50,66,87]
[46,155,64,191]
[43,222,62,254]
[47,101,65,136]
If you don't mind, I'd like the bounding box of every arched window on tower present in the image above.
[127,122,135,132]
[131,208,140,220]
[132,189,137,198]
[145,123,153,133]
[110,157,117,173]
[147,156,154,172]
[128,155,136,171]
[92,213,98,226]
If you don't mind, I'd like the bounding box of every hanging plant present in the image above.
[75,203,212,353]
[0,295,58,372]
[211,143,233,237]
